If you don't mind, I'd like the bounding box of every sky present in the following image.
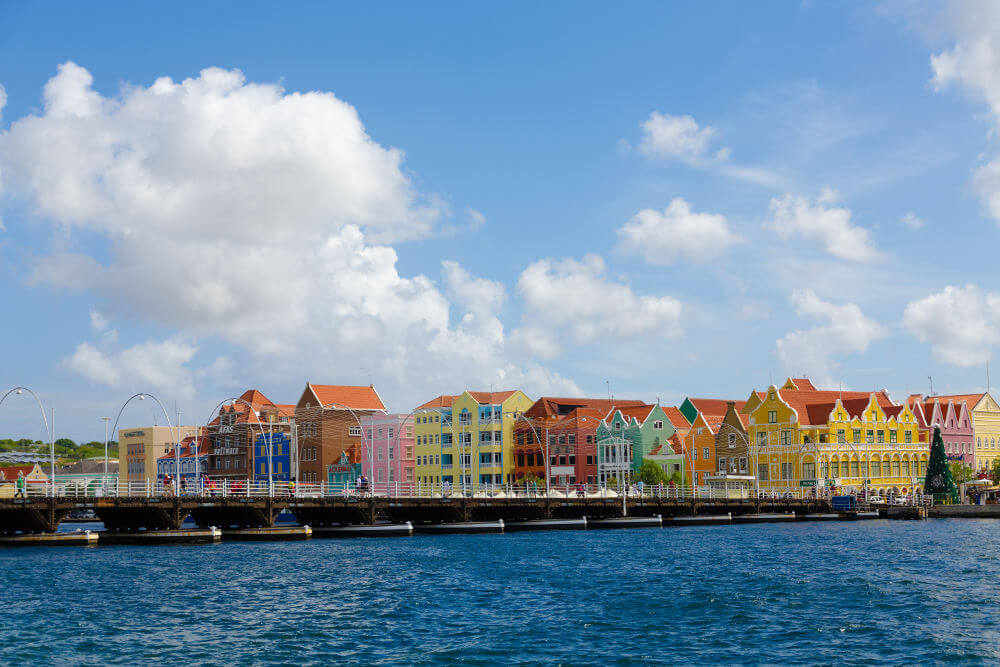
[3,1,1000,442]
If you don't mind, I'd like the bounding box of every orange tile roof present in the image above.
[467,390,519,404]
[662,407,690,428]
[308,384,386,411]
[416,394,457,410]
[789,378,818,391]
[0,465,38,481]
[615,405,656,423]
[687,398,747,417]
[931,393,988,409]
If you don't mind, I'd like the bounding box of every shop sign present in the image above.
[800,480,817,487]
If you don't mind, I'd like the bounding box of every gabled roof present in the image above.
[662,406,690,428]
[0,465,38,481]
[466,390,519,404]
[784,377,818,391]
[931,393,988,410]
[616,405,657,423]
[304,384,386,411]
[416,394,457,410]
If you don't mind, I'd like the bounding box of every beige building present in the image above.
[119,426,198,486]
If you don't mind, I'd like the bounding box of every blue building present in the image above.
[156,436,208,480]
[254,432,291,482]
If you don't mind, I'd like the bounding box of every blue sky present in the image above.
[2,1,1000,441]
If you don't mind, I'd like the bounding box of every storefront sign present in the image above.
[329,464,351,474]
[800,480,817,487]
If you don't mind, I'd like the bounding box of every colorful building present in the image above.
[931,393,1000,473]
[413,390,533,491]
[157,435,210,481]
[206,389,295,481]
[295,383,386,484]
[678,399,747,488]
[120,425,198,486]
[253,432,292,482]
[595,404,684,485]
[360,413,415,489]
[746,386,927,496]
[908,396,974,468]
[512,397,646,486]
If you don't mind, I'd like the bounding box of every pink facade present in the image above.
[361,414,415,489]
[911,397,975,467]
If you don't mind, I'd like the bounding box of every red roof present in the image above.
[306,384,386,411]
[416,395,457,409]
[788,378,818,391]
[614,405,657,423]
[928,393,987,410]
[662,407,690,428]
[0,465,38,481]
[467,390,519,404]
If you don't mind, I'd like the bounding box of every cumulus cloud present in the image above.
[617,198,742,265]
[65,337,200,399]
[930,1,1000,223]
[514,254,683,356]
[636,112,721,162]
[1,63,579,407]
[901,212,925,229]
[775,289,887,383]
[903,284,1000,366]
[765,189,879,261]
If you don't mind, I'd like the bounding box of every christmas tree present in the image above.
[924,425,959,504]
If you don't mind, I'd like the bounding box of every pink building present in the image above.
[909,396,975,467]
[360,414,415,490]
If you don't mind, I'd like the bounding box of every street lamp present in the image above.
[0,387,52,496]
[110,392,177,496]
[102,416,111,494]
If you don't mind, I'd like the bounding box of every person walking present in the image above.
[14,471,26,500]
[288,478,296,497]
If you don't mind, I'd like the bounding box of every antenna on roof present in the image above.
[606,380,611,402]
[928,375,934,397]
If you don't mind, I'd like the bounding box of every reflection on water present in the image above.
[4,519,999,663]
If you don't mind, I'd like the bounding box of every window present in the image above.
[718,457,726,472]
[904,431,912,444]
[768,411,777,424]
[728,433,736,446]
[837,429,846,443]
[757,431,767,446]
[780,430,791,446]
[866,430,874,444]
[781,462,793,480]
[892,460,901,476]
[703,447,709,460]
[889,430,897,444]
[692,448,698,461]
[349,426,362,437]
[739,457,747,472]
[872,459,881,477]
[653,420,663,430]
[877,431,884,444]
[758,463,769,481]
[850,460,859,477]
[586,435,593,444]
[389,447,394,460]
[802,462,816,479]
[830,461,839,477]
[853,428,861,443]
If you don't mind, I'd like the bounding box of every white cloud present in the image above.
[930,2,1000,223]
[617,198,742,265]
[466,207,486,230]
[89,310,109,332]
[901,212,925,229]
[65,337,199,399]
[765,189,879,261]
[903,284,1000,366]
[636,112,722,162]
[775,289,887,383]
[1,63,578,408]
[514,254,683,356]
[0,83,6,122]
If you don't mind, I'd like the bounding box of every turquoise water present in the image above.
[3,519,999,664]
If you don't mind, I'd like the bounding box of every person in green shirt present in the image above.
[14,471,26,499]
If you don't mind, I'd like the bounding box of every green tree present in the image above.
[950,461,975,485]
[924,426,960,504]
[637,460,667,485]
[990,459,1000,484]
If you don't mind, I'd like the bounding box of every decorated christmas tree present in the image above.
[924,425,959,504]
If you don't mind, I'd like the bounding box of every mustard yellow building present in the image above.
[412,390,533,491]
[746,386,928,496]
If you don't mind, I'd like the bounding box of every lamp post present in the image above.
[110,393,178,496]
[102,416,110,494]
[0,387,53,497]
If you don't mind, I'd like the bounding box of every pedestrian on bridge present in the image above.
[14,471,26,500]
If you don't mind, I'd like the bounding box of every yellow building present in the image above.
[747,386,928,496]
[934,393,1000,472]
[413,390,533,491]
